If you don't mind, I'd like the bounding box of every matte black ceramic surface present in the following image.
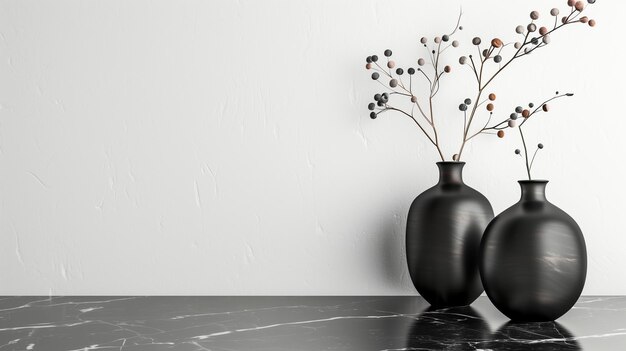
[406,162,494,307]
[480,180,587,322]
[1,296,625,350]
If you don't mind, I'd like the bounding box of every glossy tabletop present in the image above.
[0,296,625,350]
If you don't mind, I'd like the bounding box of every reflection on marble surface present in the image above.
[0,296,624,350]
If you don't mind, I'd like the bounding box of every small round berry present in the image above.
[588,19,596,27]
[411,96,417,103]
[522,109,530,118]
[442,34,449,42]
[542,104,550,112]
[542,35,551,44]
[387,60,396,69]
[588,0,596,3]
[459,56,467,64]
[491,38,503,48]
[482,49,489,57]
[382,92,389,100]
[510,113,519,120]
[529,102,535,108]
[580,16,589,23]
[371,72,380,80]
[374,94,381,101]
[472,37,481,45]
[487,103,494,111]
[370,112,377,119]
[562,16,568,24]
[551,8,560,16]
[464,98,472,105]
[420,37,428,44]
[494,55,502,63]
[516,25,525,34]
[408,67,416,75]
[508,120,517,128]
[384,49,392,57]
[575,1,584,11]
[515,106,523,113]
[452,154,459,161]
[489,93,496,101]
[365,63,372,69]
[377,101,384,107]
[444,65,451,73]
[530,11,540,20]
[539,26,548,35]
[497,130,505,138]
[366,56,372,63]
[371,55,378,62]
[389,79,398,87]
[531,37,539,45]
[567,0,576,6]
[515,149,521,155]
[514,42,522,49]
[418,58,425,66]
[368,103,375,111]
[459,104,467,111]
[396,68,404,75]
[527,23,537,32]
[538,143,544,149]
[452,40,459,47]
[434,36,441,43]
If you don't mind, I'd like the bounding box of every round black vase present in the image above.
[479,180,587,322]
[406,162,494,307]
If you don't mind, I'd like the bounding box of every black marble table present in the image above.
[0,296,624,350]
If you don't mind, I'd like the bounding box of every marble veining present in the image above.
[0,296,625,350]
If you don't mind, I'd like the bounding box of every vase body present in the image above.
[479,180,587,322]
[406,162,494,307]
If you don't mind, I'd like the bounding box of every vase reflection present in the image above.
[404,306,580,350]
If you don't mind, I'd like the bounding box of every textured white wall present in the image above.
[0,0,622,295]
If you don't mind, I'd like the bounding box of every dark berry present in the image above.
[370,112,377,119]
[396,68,404,75]
[408,68,416,75]
[366,56,372,63]
[515,106,523,113]
[464,98,472,105]
[371,72,379,80]
[384,49,392,57]
[368,103,375,110]
[374,94,381,101]
[459,104,467,111]
[371,55,378,62]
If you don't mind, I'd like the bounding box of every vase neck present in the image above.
[518,180,548,201]
[437,162,465,185]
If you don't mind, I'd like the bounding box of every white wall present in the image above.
[0,0,622,295]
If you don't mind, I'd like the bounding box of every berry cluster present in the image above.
[362,0,596,166]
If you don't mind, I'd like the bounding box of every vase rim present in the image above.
[436,161,466,165]
[518,180,549,184]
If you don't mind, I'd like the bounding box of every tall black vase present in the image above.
[406,162,494,307]
[479,180,587,322]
